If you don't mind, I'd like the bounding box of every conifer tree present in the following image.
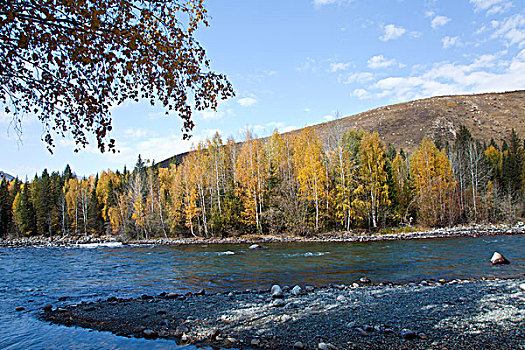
[0,179,11,236]
[13,184,37,236]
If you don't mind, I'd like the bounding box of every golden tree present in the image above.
[358,131,390,228]
[293,128,327,231]
[410,138,456,226]
[235,132,267,232]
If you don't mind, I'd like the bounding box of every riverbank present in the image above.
[2,222,524,247]
[42,277,525,349]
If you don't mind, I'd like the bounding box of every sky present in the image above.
[2,0,525,179]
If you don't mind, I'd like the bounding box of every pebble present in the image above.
[356,327,369,336]
[352,283,359,288]
[249,244,262,249]
[43,304,52,312]
[305,286,314,292]
[251,338,261,346]
[143,329,157,339]
[227,337,236,343]
[336,295,345,302]
[271,285,283,299]
[401,329,417,340]
[291,285,303,296]
[15,306,25,311]
[270,299,286,307]
[519,283,525,292]
[318,342,337,350]
[280,314,292,322]
[294,341,305,349]
[360,277,371,284]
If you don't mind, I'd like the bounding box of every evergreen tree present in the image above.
[502,129,523,197]
[13,184,37,236]
[34,169,52,236]
[0,179,11,236]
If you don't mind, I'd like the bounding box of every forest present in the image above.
[1,126,524,239]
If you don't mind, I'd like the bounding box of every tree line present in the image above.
[1,126,524,239]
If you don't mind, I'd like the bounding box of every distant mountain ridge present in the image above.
[159,90,525,167]
[0,171,14,181]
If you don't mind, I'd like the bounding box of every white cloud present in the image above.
[367,55,399,69]
[323,115,335,121]
[304,108,312,113]
[237,97,258,107]
[329,62,351,72]
[431,16,451,29]
[470,0,512,14]
[341,72,374,84]
[380,24,407,41]
[196,110,226,120]
[297,57,318,72]
[313,0,351,6]
[352,88,370,99]
[442,36,460,48]
[366,49,525,101]
[491,14,525,47]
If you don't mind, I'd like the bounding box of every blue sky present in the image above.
[2,0,524,179]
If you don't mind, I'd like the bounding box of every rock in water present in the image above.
[519,283,525,292]
[291,285,303,296]
[249,244,262,249]
[491,252,510,265]
[271,285,283,298]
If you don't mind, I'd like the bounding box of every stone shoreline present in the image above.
[42,278,525,349]
[2,223,525,248]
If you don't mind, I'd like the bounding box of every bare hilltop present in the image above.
[160,90,524,167]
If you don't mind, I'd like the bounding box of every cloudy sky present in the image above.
[2,0,524,179]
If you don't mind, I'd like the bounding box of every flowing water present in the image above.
[1,234,524,349]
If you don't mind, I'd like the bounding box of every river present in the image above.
[1,234,524,349]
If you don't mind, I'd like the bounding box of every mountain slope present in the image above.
[0,171,14,181]
[160,90,524,166]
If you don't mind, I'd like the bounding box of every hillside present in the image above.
[160,90,524,167]
[0,171,14,181]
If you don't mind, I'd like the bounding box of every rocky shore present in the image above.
[42,278,525,349]
[2,222,525,248]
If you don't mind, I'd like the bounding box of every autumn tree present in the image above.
[411,138,456,226]
[293,128,327,231]
[236,132,267,233]
[358,131,390,228]
[1,0,234,152]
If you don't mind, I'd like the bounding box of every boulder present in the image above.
[271,285,283,298]
[490,252,510,265]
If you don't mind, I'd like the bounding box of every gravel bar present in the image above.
[42,278,525,349]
